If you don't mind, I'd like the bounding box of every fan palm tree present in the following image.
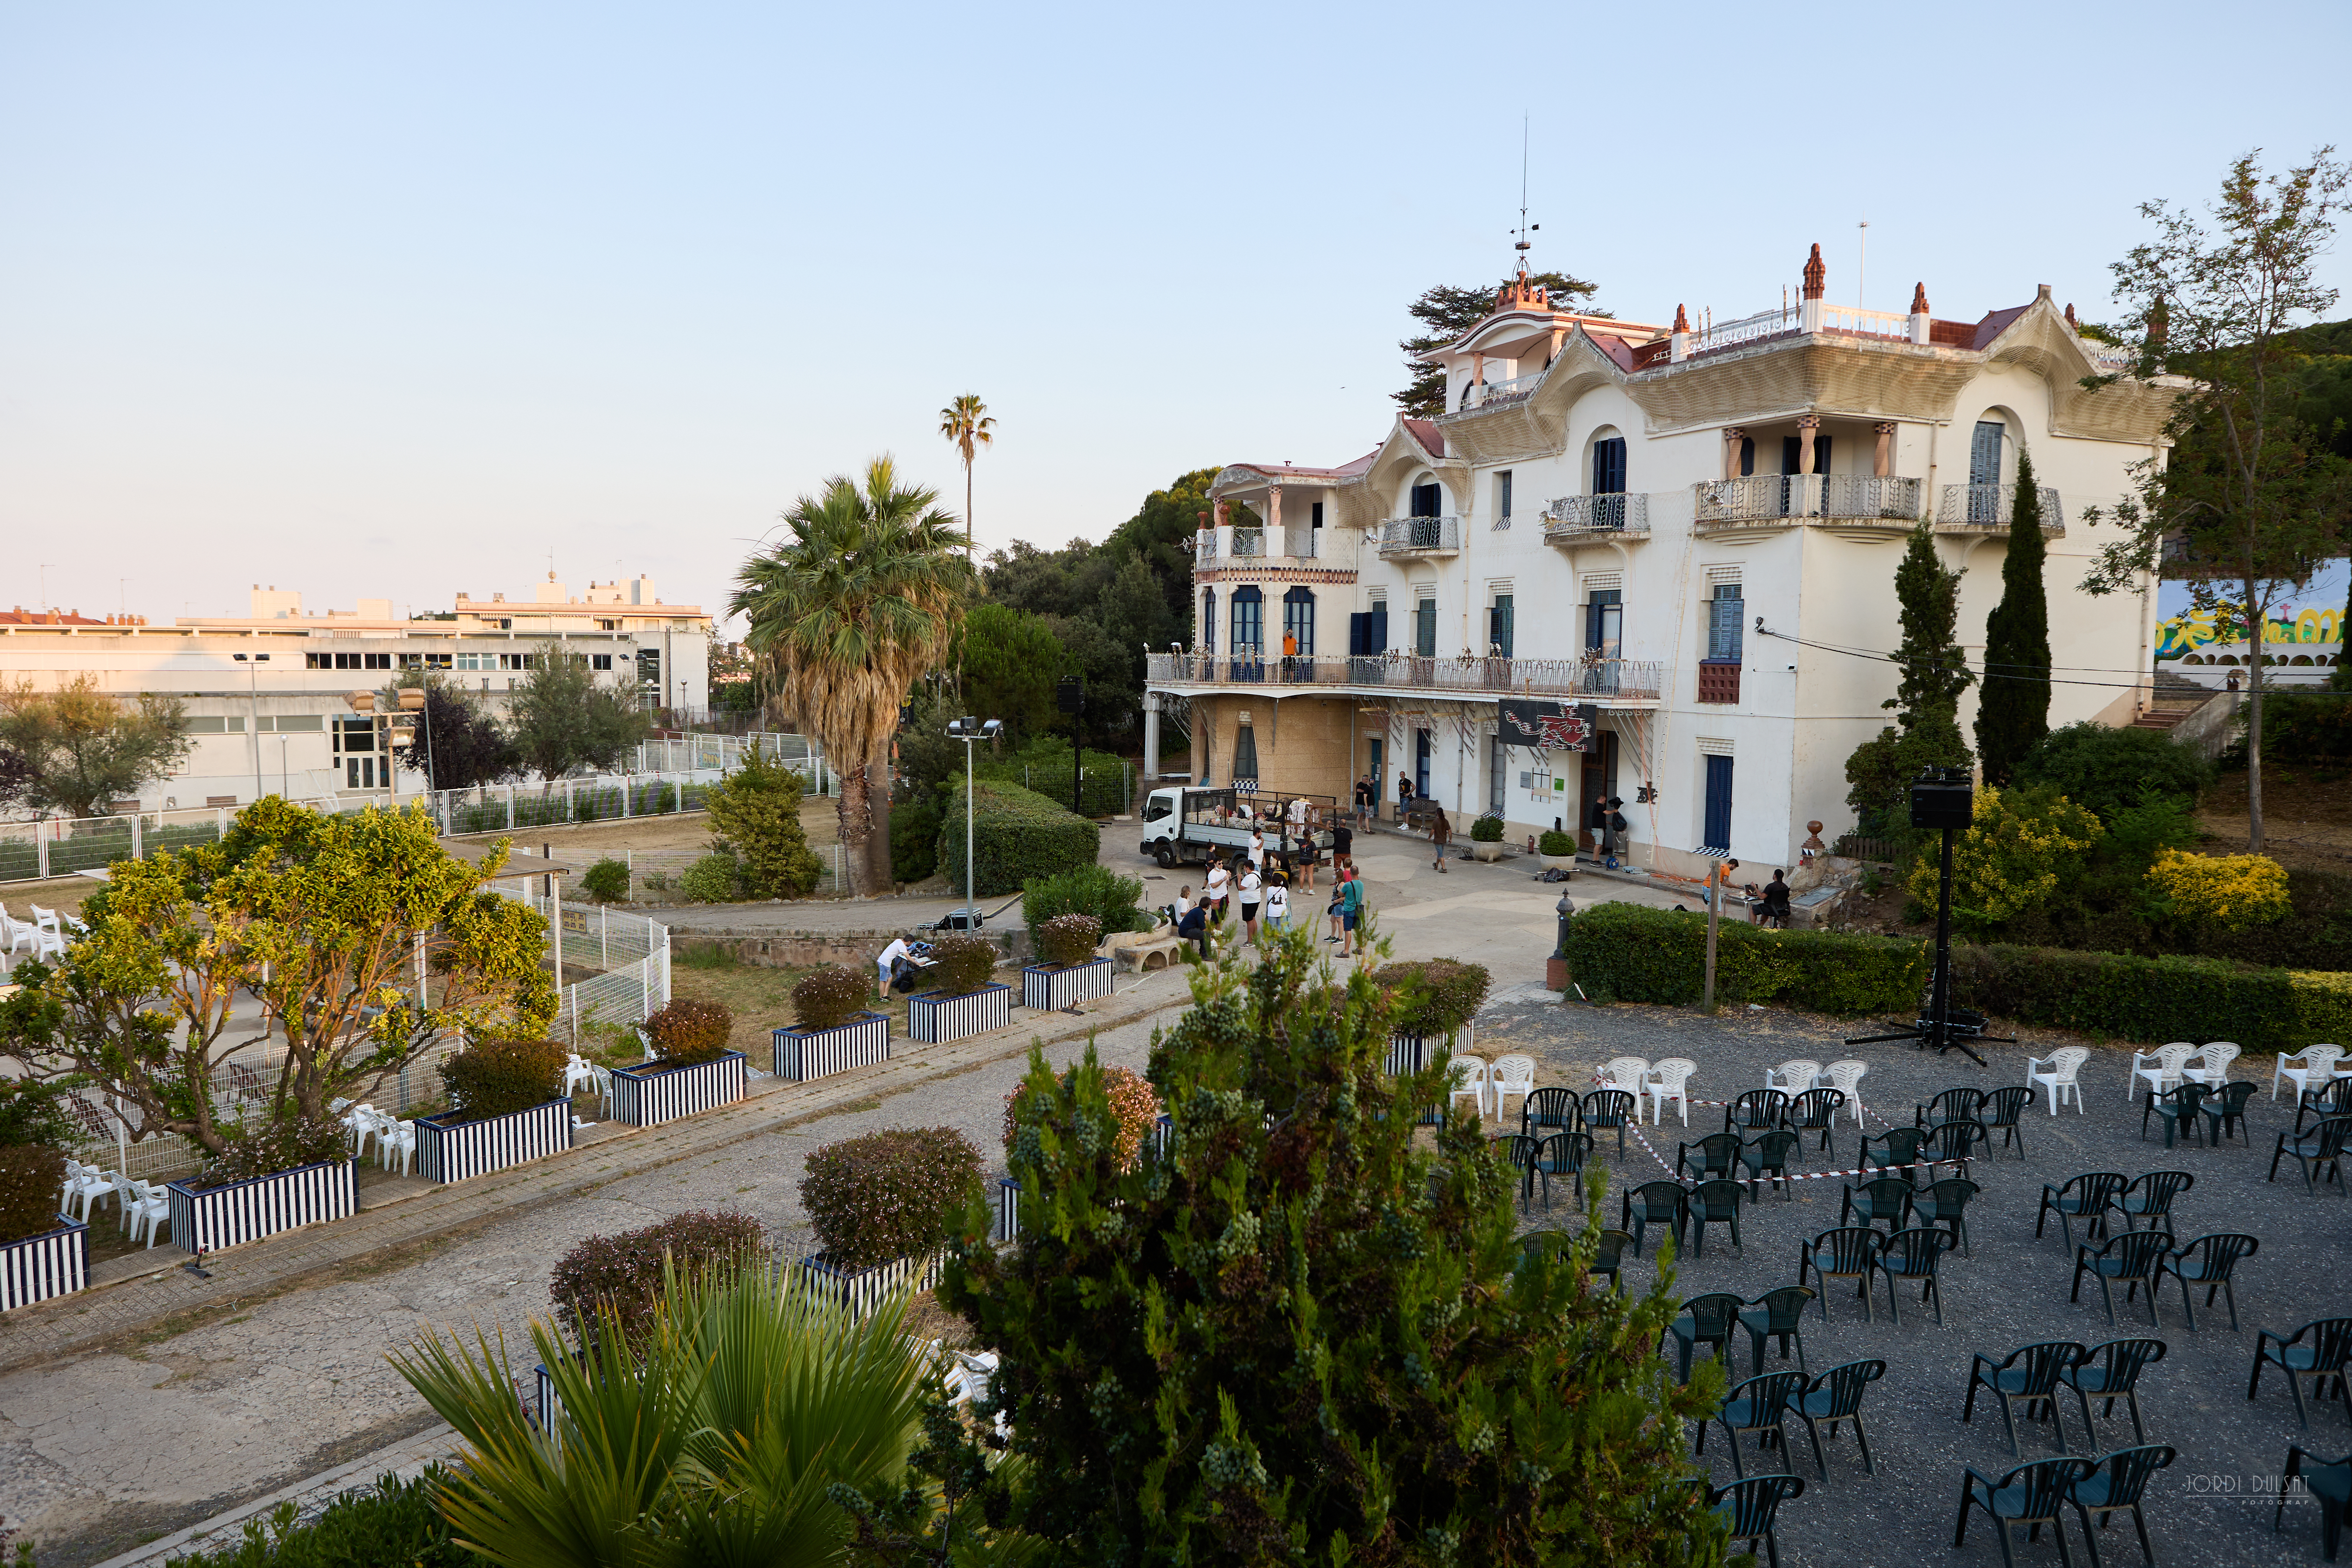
[939,394,995,553]
[730,458,971,894]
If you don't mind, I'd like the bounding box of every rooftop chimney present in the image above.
[1799,243,1826,333]
[1908,282,1931,345]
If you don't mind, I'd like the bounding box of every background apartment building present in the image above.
[1150,249,2181,876]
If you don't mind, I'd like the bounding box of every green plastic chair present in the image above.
[1677,1130,1743,1182]
[1700,1368,1810,1478]
[2298,1075,2352,1134]
[1955,1456,2097,1568]
[1737,1128,1801,1202]
[2156,1232,2257,1332]
[1861,1126,1931,1183]
[2118,1170,2193,1238]
[1740,1285,1815,1378]
[1786,1087,1844,1158]
[1589,1228,1632,1295]
[1799,1227,1882,1323]
[1688,1178,1746,1257]
[2200,1080,2259,1148]
[2252,1317,2352,1430]
[2058,1338,2165,1449]
[1873,1226,1954,1326]
[1926,1117,1990,1169]
[2269,1115,2352,1194]
[1966,1342,2085,1458]
[1710,1473,1805,1568]
[1520,1086,1583,1138]
[2071,1230,2170,1328]
[2276,1445,2352,1562]
[1914,1177,1982,1256]
[2067,1445,2174,1568]
[1524,1131,1591,1211]
[2140,1082,2207,1149]
[1619,1180,1687,1257]
[1663,1290,1746,1382]
[1582,1088,1635,1155]
[1839,1176,1914,1234]
[1491,1132,1541,1213]
[1725,1088,1789,1134]
[1792,1357,1884,1479]
[2038,1172,2127,1252]
[1979,1084,2035,1159]
[1916,1085,1985,1130]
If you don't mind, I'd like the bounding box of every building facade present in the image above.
[1148,251,2181,876]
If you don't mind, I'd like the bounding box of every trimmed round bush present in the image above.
[550,1209,768,1354]
[1004,1064,1161,1169]
[440,1035,569,1121]
[645,998,734,1065]
[799,1127,984,1270]
[1538,829,1574,856]
[680,850,745,903]
[1470,814,1506,842]
[0,1145,67,1244]
[2016,719,2215,821]
[928,934,997,998]
[891,798,942,883]
[580,857,631,903]
[196,1116,351,1190]
[1371,959,1492,1038]
[938,778,1101,897]
[1023,862,1147,948]
[1037,913,1102,968]
[793,964,874,1032]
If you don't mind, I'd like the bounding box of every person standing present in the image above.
[1204,857,1231,925]
[1337,864,1366,957]
[1238,862,1263,946]
[1397,770,1414,823]
[1248,826,1266,873]
[1353,773,1372,827]
[1331,814,1354,870]
[1429,808,1451,873]
[875,934,912,1001]
[1295,806,1318,892]
[1264,871,1289,935]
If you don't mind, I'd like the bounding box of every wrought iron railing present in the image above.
[1937,484,2063,530]
[1194,533,1219,564]
[1378,517,1461,554]
[1145,650,1662,701]
[1543,493,1650,539]
[1228,527,1265,557]
[1692,475,1924,527]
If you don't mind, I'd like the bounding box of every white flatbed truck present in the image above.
[1136,786,1336,869]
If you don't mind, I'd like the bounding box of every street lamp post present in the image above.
[944,715,1002,928]
[231,653,270,802]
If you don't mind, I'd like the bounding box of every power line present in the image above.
[1756,625,2351,695]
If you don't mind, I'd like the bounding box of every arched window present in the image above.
[1283,587,1315,655]
[1200,589,1216,652]
[1231,586,1264,654]
[1592,433,1628,494]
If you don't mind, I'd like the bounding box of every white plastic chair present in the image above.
[2274,1044,2346,1102]
[377,1120,416,1176]
[1764,1059,1823,1095]
[1817,1060,1869,1128]
[1647,1058,1697,1126]
[1489,1055,1537,1125]
[28,905,67,949]
[2184,1041,2241,1088]
[1447,1056,1490,1119]
[6,906,64,962]
[1602,1056,1651,1096]
[2130,1042,2198,1102]
[564,1055,602,1098]
[122,1179,171,1248]
[2027,1047,2091,1115]
[340,1103,379,1159]
[59,1159,110,1221]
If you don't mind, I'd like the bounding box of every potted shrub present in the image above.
[1469,814,1508,863]
[1537,828,1577,873]
[907,934,1012,1044]
[550,1209,769,1356]
[1370,959,1491,1074]
[773,964,891,1081]
[416,1036,573,1183]
[168,1116,359,1255]
[0,1078,88,1311]
[797,1127,983,1315]
[997,1062,1161,1241]
[1022,912,1112,1011]
[610,999,745,1128]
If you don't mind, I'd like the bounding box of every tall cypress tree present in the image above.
[1975,448,2053,783]
[1845,525,1975,834]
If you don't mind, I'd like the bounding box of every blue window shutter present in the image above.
[1703,756,1735,852]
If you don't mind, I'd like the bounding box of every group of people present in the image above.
[1706,858,1794,927]
[1169,832,1373,959]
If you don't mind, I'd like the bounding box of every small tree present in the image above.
[1846,525,1975,833]
[505,647,649,782]
[0,673,192,819]
[703,744,822,897]
[1975,448,2054,785]
[386,671,518,792]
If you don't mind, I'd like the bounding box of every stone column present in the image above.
[1142,692,1160,782]
[1723,427,1746,481]
[1798,415,1820,474]
[1874,422,1895,477]
[1670,303,1691,363]
[1266,485,1282,551]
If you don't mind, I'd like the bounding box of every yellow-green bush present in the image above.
[2146,849,2291,930]
[1907,784,2102,931]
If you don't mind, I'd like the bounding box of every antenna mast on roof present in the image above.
[1512,115,1535,279]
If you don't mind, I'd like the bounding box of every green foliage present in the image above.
[1976,448,2054,784]
[938,778,1100,898]
[976,736,1128,818]
[792,965,874,1032]
[1469,812,1506,842]
[959,603,1063,744]
[944,931,1726,1565]
[1021,861,1145,949]
[644,999,734,1066]
[1035,913,1102,968]
[549,1209,769,1356]
[2015,720,2215,819]
[799,1127,984,1270]
[1847,525,1975,831]
[580,857,632,903]
[505,649,649,781]
[0,672,193,820]
[1952,942,2352,1053]
[1537,828,1573,855]
[888,796,940,882]
[926,934,998,998]
[680,849,747,903]
[155,1468,472,1568]
[705,746,823,898]
[0,1076,75,1149]
[440,1036,568,1122]
[1370,957,1492,1037]
[1394,271,1600,417]
[2231,688,2352,763]
[1905,784,2105,935]
[197,1118,350,1189]
[1563,901,1928,1013]
[387,673,518,792]
[0,1145,67,1245]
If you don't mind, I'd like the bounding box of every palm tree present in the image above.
[393,1265,936,1568]
[939,394,995,553]
[731,458,971,894]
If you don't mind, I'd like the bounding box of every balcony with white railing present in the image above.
[1935,484,2065,535]
[1456,370,1543,412]
[1691,475,1924,533]
[1543,493,1651,544]
[1194,527,1356,572]
[1377,516,1461,557]
[1146,649,1663,704]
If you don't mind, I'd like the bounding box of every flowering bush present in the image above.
[549,1209,768,1354]
[792,964,873,1032]
[195,1117,351,1190]
[799,1128,984,1270]
[2146,849,2291,930]
[1036,913,1102,969]
[927,934,997,998]
[439,1036,568,1121]
[644,998,734,1065]
[1906,784,2103,933]
[1004,1063,1162,1168]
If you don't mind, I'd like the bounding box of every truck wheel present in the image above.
[1155,845,1178,869]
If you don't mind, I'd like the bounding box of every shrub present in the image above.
[938,778,1101,898]
[580,857,631,903]
[1035,913,1103,968]
[977,738,1132,818]
[891,797,942,882]
[0,1076,76,1150]
[2230,688,2352,764]
[439,1035,568,1121]
[1537,829,1573,856]
[196,1117,351,1190]
[2016,720,2215,820]
[1950,942,2352,1054]
[644,998,734,1065]
[156,1467,471,1568]
[1905,783,2102,934]
[704,746,823,897]
[1022,862,1145,949]
[926,934,998,998]
[1562,902,1927,1014]
[0,1144,66,1244]
[1004,1063,1161,1168]
[2147,849,2292,930]
[1469,814,1506,842]
[793,963,875,1031]
[799,1127,983,1270]
[549,1209,768,1354]
[680,849,746,903]
[1370,959,1491,1037]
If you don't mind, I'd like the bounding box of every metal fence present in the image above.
[494,885,673,1051]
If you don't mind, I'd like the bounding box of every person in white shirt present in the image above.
[875,936,912,999]
[1248,828,1266,869]
[1238,865,1263,945]
[1204,861,1230,924]
[1263,875,1289,935]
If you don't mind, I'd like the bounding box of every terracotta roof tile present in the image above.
[1401,418,1445,458]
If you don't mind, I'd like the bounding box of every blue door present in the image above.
[1415,728,1433,797]
[1702,755,1734,854]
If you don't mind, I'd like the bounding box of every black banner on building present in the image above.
[1498,699,1599,753]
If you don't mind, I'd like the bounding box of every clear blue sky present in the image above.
[5,1,2349,632]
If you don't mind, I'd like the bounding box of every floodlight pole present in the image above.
[1929,820,1957,1054]
[962,728,977,926]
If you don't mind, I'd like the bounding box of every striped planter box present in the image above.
[533,1362,564,1434]
[166,1159,357,1255]
[609,1051,746,1128]
[908,982,1014,1045]
[416,1099,572,1184]
[1022,958,1112,1012]
[1384,1024,1473,1076]
[1,1215,89,1311]
[996,1177,1022,1243]
[772,1014,891,1082]
[797,1250,943,1320]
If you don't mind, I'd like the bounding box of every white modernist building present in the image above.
[1148,248,2182,877]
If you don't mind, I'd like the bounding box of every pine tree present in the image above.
[1845,525,1975,834]
[1974,449,2053,784]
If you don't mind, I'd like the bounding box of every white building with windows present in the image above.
[1148,248,2181,876]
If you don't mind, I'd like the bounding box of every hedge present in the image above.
[1561,903,1926,1014]
[550,1209,769,1355]
[938,778,1101,898]
[799,1127,984,1270]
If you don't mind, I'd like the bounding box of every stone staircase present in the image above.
[2133,668,2214,731]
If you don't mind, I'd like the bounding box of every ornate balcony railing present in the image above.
[1228,527,1264,557]
[1145,650,1662,702]
[1692,475,1924,528]
[1543,493,1650,541]
[1193,533,1219,564]
[1936,484,2064,532]
[1457,371,1543,411]
[1377,516,1461,556]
